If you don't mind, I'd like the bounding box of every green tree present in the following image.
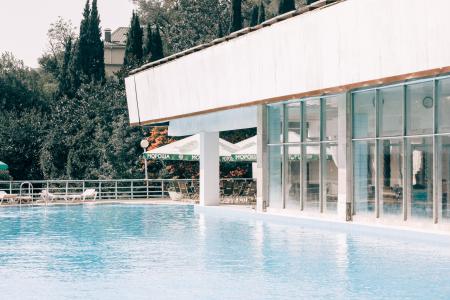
[278,0,296,15]
[135,0,228,55]
[150,26,164,62]
[0,110,47,180]
[306,0,318,5]
[124,12,144,67]
[229,0,243,33]
[73,0,105,84]
[0,53,50,180]
[75,0,91,81]
[58,37,74,97]
[0,53,49,112]
[217,22,224,38]
[39,17,77,81]
[143,23,153,60]
[250,5,259,26]
[88,0,105,82]
[258,2,266,24]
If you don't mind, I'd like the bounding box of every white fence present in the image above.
[0,179,256,203]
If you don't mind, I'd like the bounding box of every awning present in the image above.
[231,135,338,163]
[144,134,239,162]
[0,161,8,171]
[232,136,257,161]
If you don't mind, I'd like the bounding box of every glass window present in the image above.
[438,78,450,133]
[268,104,283,144]
[406,81,434,135]
[353,90,376,138]
[408,137,433,220]
[285,103,301,143]
[284,145,301,210]
[440,136,450,222]
[324,97,338,141]
[324,143,338,213]
[268,146,283,209]
[304,144,320,211]
[379,139,403,217]
[379,86,403,137]
[353,140,376,215]
[304,99,321,142]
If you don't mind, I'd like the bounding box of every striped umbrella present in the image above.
[0,161,8,171]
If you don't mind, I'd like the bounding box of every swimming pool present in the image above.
[0,204,449,299]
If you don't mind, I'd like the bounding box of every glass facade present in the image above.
[353,140,376,215]
[268,145,283,209]
[440,135,450,222]
[379,139,403,217]
[408,137,433,220]
[266,96,340,214]
[266,75,450,226]
[285,145,301,210]
[351,76,450,224]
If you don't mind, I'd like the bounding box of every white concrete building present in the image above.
[125,0,450,231]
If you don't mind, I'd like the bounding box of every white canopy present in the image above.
[233,136,258,161]
[231,134,338,164]
[144,134,238,162]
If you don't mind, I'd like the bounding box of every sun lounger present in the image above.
[39,189,60,203]
[69,189,97,202]
[0,191,19,205]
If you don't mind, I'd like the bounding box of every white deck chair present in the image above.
[0,191,7,204]
[0,191,18,204]
[70,189,97,202]
[39,189,58,203]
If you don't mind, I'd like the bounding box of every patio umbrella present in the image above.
[232,136,257,162]
[144,134,239,162]
[0,161,8,171]
[231,134,338,164]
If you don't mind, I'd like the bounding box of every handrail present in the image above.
[0,178,256,203]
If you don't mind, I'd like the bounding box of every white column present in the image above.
[256,105,268,212]
[199,131,220,206]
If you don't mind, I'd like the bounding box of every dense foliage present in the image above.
[1,0,316,180]
[279,0,296,14]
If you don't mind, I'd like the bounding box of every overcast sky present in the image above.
[0,0,135,68]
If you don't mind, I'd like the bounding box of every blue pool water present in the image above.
[0,204,449,300]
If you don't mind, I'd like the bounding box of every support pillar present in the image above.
[256,105,268,212]
[199,131,220,206]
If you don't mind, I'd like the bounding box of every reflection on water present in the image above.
[0,205,448,300]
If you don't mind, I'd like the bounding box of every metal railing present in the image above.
[0,178,256,202]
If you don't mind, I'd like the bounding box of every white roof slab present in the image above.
[126,0,450,126]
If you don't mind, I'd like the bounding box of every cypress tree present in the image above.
[229,0,242,33]
[88,0,105,82]
[150,26,164,62]
[217,22,224,38]
[250,5,259,27]
[124,12,144,67]
[278,0,295,15]
[258,2,266,24]
[58,37,74,97]
[76,0,91,81]
[143,23,153,61]
[69,40,82,92]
